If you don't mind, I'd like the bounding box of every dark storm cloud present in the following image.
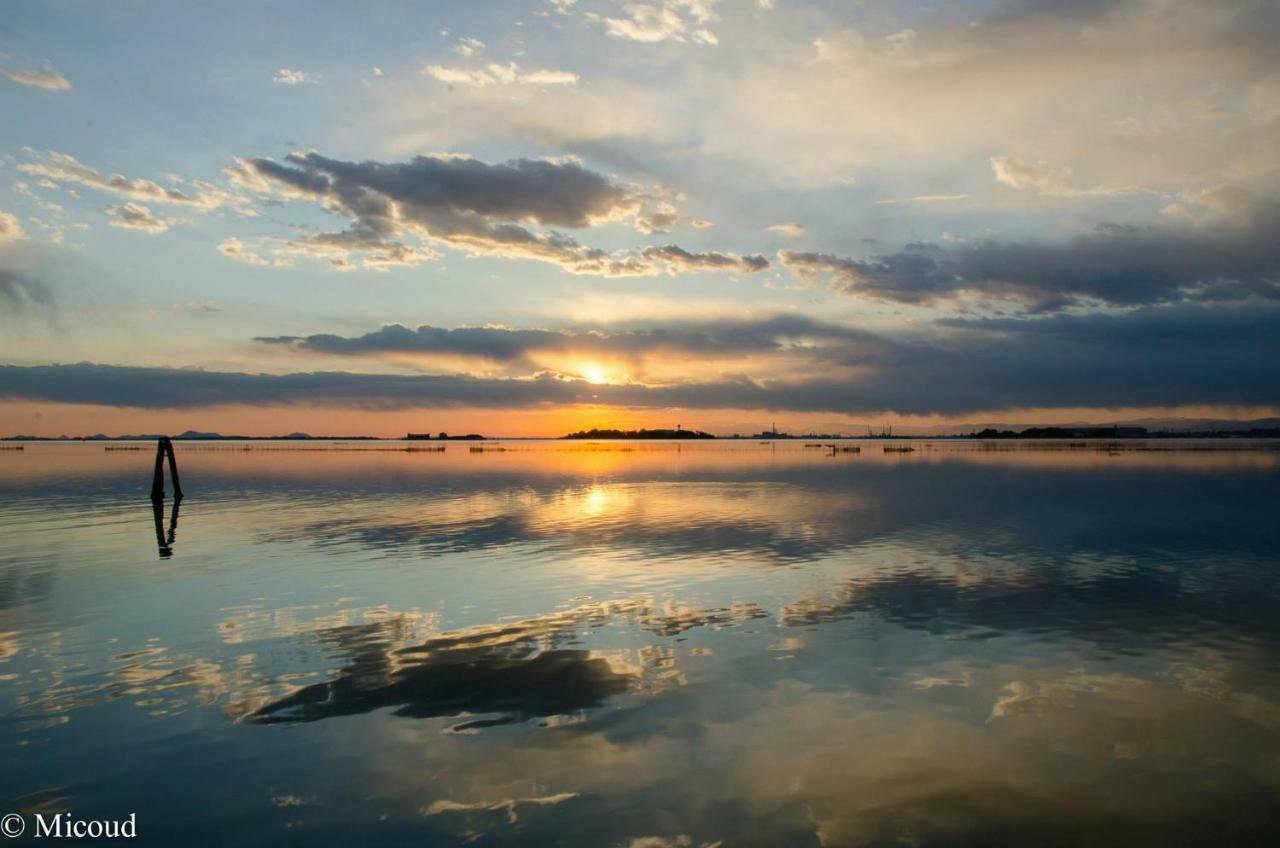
[249,151,630,228]
[780,196,1280,311]
[4,303,1277,414]
[255,315,860,362]
[231,151,764,276]
[233,151,646,273]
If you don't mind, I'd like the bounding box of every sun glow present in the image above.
[581,364,610,385]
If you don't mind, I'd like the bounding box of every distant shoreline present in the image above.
[5,428,1280,443]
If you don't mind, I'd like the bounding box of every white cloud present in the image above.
[0,210,28,243]
[991,156,1141,199]
[105,203,177,233]
[767,222,806,238]
[2,64,71,91]
[217,237,271,266]
[20,150,245,212]
[592,0,720,45]
[874,194,969,205]
[273,68,315,86]
[454,37,486,57]
[635,202,679,234]
[423,62,578,87]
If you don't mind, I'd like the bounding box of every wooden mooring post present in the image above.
[150,436,184,501]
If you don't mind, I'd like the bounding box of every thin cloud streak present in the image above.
[2,65,71,91]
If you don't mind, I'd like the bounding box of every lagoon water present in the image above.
[2,440,1280,846]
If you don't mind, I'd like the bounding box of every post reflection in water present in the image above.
[151,496,181,559]
[1,440,1279,846]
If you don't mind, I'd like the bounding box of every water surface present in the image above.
[2,440,1279,846]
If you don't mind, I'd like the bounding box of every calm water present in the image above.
[2,440,1279,846]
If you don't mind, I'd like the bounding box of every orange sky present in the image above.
[4,401,1275,439]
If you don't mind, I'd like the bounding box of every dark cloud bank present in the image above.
[4,305,1277,415]
[230,151,767,275]
[256,314,872,362]
[781,194,1280,311]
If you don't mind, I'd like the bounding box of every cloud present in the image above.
[231,151,749,276]
[0,212,27,244]
[641,245,768,274]
[104,203,176,233]
[273,68,315,86]
[217,237,271,266]
[454,37,486,57]
[218,234,432,272]
[635,203,679,234]
[590,0,720,45]
[991,156,1140,198]
[19,150,241,212]
[9,304,1275,415]
[423,62,579,87]
[519,68,580,85]
[255,314,863,364]
[780,192,1280,311]
[766,223,806,238]
[873,195,968,206]
[2,64,71,91]
[223,157,275,195]
[276,234,438,271]
[669,0,1280,189]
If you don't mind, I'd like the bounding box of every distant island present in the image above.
[562,428,716,440]
[406,432,487,441]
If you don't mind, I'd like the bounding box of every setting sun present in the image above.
[580,364,610,385]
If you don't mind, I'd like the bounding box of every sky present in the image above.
[1,0,1277,436]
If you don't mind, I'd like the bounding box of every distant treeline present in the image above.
[562,428,715,440]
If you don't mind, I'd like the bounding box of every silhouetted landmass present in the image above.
[971,426,1280,439]
[562,428,715,440]
[975,426,1149,439]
